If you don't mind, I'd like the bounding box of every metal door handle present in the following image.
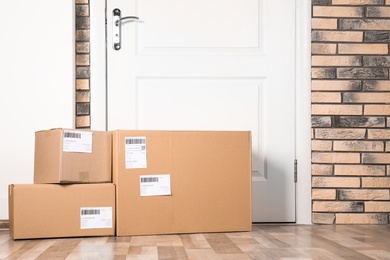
[113,8,139,50]
[116,16,139,26]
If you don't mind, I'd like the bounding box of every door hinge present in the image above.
[294,159,297,183]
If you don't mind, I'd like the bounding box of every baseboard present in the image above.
[0,220,9,229]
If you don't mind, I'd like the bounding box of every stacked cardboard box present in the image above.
[9,184,115,239]
[34,128,112,184]
[9,129,115,240]
[112,130,252,236]
[9,128,252,239]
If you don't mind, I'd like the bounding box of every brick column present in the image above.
[312,0,390,224]
[75,0,91,129]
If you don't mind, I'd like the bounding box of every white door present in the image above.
[107,0,296,222]
[0,1,74,219]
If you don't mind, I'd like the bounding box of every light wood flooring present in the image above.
[1,224,390,259]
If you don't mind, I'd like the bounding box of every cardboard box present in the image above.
[113,130,252,236]
[34,128,111,183]
[9,183,115,240]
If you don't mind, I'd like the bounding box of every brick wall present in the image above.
[312,0,390,224]
[75,0,91,129]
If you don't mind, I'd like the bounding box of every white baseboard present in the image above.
[0,196,8,222]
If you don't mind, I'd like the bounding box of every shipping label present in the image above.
[63,130,92,153]
[140,174,171,196]
[125,137,147,169]
[80,207,113,229]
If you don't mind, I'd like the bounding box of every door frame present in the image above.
[90,0,312,224]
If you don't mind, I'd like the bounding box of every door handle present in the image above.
[113,8,139,50]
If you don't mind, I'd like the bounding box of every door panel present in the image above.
[136,78,264,176]
[137,0,261,51]
[107,0,296,222]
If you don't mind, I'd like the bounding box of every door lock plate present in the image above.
[112,8,139,50]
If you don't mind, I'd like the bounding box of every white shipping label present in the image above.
[63,130,92,153]
[125,137,147,169]
[80,207,113,229]
[140,174,171,196]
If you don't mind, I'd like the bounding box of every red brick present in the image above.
[365,202,390,212]
[367,7,390,17]
[312,105,362,115]
[333,141,384,152]
[365,105,390,115]
[313,177,360,188]
[312,18,338,30]
[312,116,332,127]
[341,19,390,31]
[76,91,90,102]
[312,56,361,67]
[339,189,389,200]
[312,152,360,164]
[313,201,363,212]
[334,116,385,128]
[76,116,90,128]
[312,164,333,176]
[339,44,388,55]
[362,153,390,164]
[312,43,337,54]
[336,213,388,224]
[362,177,390,188]
[315,128,366,139]
[368,129,390,139]
[312,80,361,91]
[76,54,90,66]
[363,80,390,91]
[333,0,385,5]
[312,31,363,42]
[343,93,390,103]
[313,6,364,18]
[312,92,341,103]
[312,140,333,151]
[76,79,89,90]
[312,213,335,224]
[312,189,337,200]
[338,68,388,79]
[312,68,336,79]
[334,165,385,176]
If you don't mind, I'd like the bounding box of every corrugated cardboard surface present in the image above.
[34,128,112,183]
[9,183,115,240]
[113,130,252,236]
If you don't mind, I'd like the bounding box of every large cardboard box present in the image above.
[113,130,252,236]
[34,128,111,183]
[9,183,115,240]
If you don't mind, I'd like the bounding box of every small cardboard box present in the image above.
[113,130,252,236]
[9,183,115,240]
[34,128,111,184]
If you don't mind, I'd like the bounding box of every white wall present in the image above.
[0,1,74,219]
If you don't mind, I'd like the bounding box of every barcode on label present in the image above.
[81,209,101,215]
[141,177,159,183]
[64,132,81,139]
[126,138,146,145]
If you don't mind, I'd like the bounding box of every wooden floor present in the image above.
[1,224,390,259]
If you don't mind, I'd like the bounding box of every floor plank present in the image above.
[1,224,390,259]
